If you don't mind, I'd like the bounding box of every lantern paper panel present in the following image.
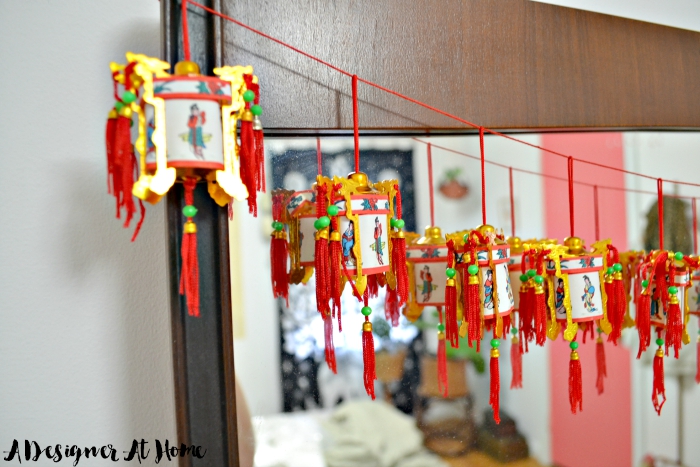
[406,227,450,308]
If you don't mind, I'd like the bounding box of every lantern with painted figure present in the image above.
[106,53,261,318]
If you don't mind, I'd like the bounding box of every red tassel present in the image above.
[652,345,666,415]
[437,332,448,398]
[606,246,626,344]
[366,274,379,298]
[239,116,256,216]
[445,240,459,348]
[665,289,683,359]
[362,317,376,399]
[324,313,337,374]
[392,185,409,305]
[596,336,607,395]
[490,343,501,423]
[249,79,266,194]
[270,194,289,306]
[112,115,137,226]
[106,112,117,194]
[384,285,400,327]
[179,178,200,317]
[534,285,547,346]
[329,226,343,326]
[637,291,652,359]
[569,345,583,414]
[463,241,481,351]
[315,184,330,315]
[511,335,522,389]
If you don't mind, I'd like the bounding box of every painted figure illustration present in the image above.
[505,273,513,304]
[341,221,355,266]
[581,275,597,312]
[186,104,207,159]
[556,278,566,316]
[484,269,494,309]
[419,265,435,302]
[372,217,384,265]
[650,286,664,320]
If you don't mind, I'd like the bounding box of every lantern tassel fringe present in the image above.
[511,336,522,389]
[569,349,583,414]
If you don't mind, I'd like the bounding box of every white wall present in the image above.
[0,0,176,456]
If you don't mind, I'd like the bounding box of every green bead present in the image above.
[613,263,623,272]
[463,234,469,243]
[114,101,124,111]
[395,219,405,229]
[519,274,528,282]
[490,339,500,348]
[250,104,262,116]
[606,267,614,275]
[656,338,664,346]
[361,306,372,316]
[446,268,456,278]
[641,280,649,288]
[468,264,479,276]
[243,90,255,102]
[527,269,537,278]
[675,251,684,261]
[314,216,330,230]
[182,205,198,217]
[570,341,579,350]
[437,323,445,332]
[668,286,678,295]
[390,218,398,228]
[534,275,544,285]
[597,327,603,334]
[327,205,339,217]
[273,221,284,231]
[511,327,518,335]
[121,90,137,104]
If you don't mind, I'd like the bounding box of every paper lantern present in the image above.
[405,227,450,308]
[543,237,612,342]
[106,53,264,317]
[284,189,317,284]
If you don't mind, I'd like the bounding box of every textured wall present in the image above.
[0,0,177,456]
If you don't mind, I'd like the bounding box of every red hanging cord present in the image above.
[509,167,516,237]
[427,143,435,227]
[185,0,700,191]
[593,185,600,240]
[693,197,697,255]
[479,127,487,225]
[658,179,664,250]
[181,0,191,62]
[568,157,575,237]
[352,75,360,173]
[317,137,322,176]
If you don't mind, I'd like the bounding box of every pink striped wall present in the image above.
[541,133,632,467]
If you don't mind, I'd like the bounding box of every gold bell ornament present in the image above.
[105,53,263,317]
[313,173,407,398]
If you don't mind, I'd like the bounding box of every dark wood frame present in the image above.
[162,1,700,466]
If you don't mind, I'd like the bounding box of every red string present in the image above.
[479,127,486,225]
[181,0,191,62]
[658,179,664,250]
[412,139,698,199]
[352,75,360,173]
[185,0,700,191]
[316,137,322,176]
[427,143,435,227]
[509,167,515,237]
[593,185,600,240]
[568,157,574,237]
[693,197,698,255]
